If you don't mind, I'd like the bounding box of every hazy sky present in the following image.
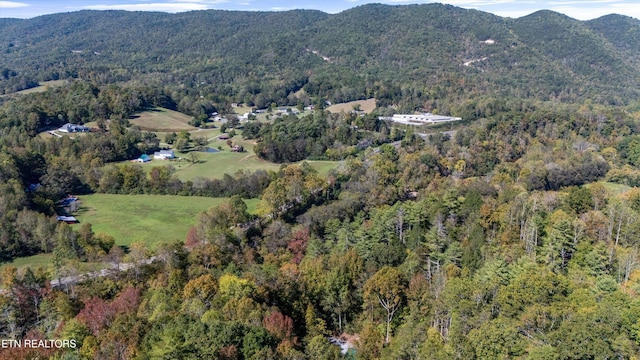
[1,0,640,20]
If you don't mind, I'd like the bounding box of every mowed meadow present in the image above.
[76,194,259,247]
[0,80,69,97]
[130,107,197,132]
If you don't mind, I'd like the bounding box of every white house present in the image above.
[58,123,90,133]
[154,150,175,160]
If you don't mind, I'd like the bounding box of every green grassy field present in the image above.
[154,127,223,146]
[76,194,259,247]
[0,253,53,272]
[307,160,343,178]
[128,153,338,181]
[1,80,68,97]
[171,151,282,180]
[130,107,197,132]
[585,181,632,195]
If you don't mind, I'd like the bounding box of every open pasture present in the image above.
[130,107,197,132]
[76,194,259,247]
[170,150,282,180]
[326,98,377,114]
[1,80,69,97]
[585,181,632,195]
[0,253,53,272]
[127,153,339,181]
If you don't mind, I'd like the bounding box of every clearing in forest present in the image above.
[1,80,69,97]
[76,194,259,247]
[130,107,197,132]
[326,98,377,114]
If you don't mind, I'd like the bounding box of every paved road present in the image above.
[51,257,157,289]
[417,130,456,138]
[0,257,160,296]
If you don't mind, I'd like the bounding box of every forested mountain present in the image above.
[586,14,640,59]
[1,4,640,108]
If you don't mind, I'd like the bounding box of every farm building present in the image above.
[137,154,151,163]
[154,150,175,160]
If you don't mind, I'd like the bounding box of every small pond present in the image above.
[201,147,220,153]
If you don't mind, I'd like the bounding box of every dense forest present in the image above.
[2,3,640,360]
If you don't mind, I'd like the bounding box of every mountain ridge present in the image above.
[1,4,639,107]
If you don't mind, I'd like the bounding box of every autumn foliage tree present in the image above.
[363,266,406,344]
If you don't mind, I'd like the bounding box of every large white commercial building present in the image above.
[381,113,462,125]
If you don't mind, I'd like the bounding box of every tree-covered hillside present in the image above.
[1,4,640,108]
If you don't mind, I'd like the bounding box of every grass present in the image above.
[155,127,223,144]
[172,151,282,180]
[164,155,338,181]
[76,194,259,248]
[116,152,338,181]
[326,98,377,114]
[585,181,632,195]
[306,160,343,178]
[1,80,68,97]
[0,254,53,272]
[230,105,254,115]
[130,107,197,132]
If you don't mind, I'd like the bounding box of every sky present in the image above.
[1,0,640,20]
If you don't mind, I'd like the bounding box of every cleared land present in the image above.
[1,80,68,97]
[230,104,254,115]
[171,151,282,180]
[169,152,338,181]
[585,181,631,195]
[326,98,376,114]
[76,194,259,247]
[306,160,342,178]
[130,107,197,132]
[0,253,53,271]
[155,127,222,142]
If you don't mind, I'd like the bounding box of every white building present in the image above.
[381,113,462,126]
[58,123,90,133]
[154,150,175,160]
